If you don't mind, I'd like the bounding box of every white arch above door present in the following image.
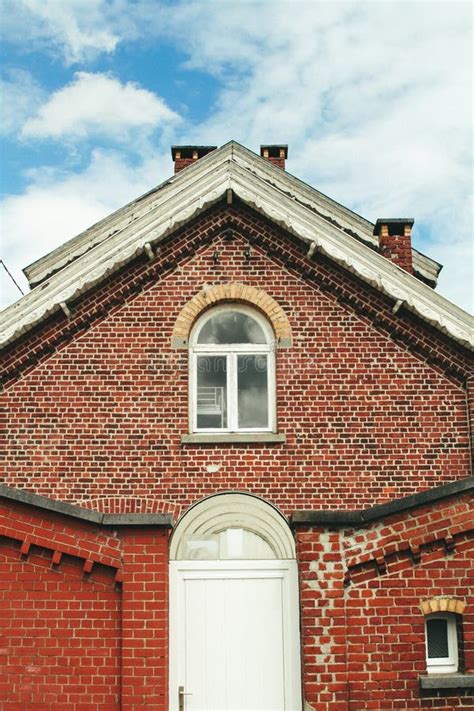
[169,493,296,560]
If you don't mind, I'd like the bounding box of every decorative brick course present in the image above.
[171,281,292,347]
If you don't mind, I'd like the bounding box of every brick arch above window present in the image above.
[171,282,292,348]
[420,598,466,615]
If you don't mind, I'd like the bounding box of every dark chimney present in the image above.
[374,218,414,274]
[260,145,288,170]
[171,145,217,173]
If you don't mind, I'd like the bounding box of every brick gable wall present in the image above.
[2,201,472,516]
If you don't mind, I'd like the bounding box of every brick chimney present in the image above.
[171,145,217,173]
[260,145,288,169]
[374,218,414,274]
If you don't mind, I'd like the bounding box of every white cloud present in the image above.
[21,72,180,140]
[1,0,120,64]
[0,69,45,136]
[0,0,171,64]
[0,149,171,309]
[163,1,473,311]
[1,1,472,313]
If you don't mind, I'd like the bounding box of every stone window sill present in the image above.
[419,673,474,691]
[181,433,286,445]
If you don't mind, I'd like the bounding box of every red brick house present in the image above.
[1,141,473,710]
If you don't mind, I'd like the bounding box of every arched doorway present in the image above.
[169,493,302,710]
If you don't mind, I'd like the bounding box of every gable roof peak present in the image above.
[1,141,471,351]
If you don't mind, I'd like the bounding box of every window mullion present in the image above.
[229,352,238,431]
[191,351,196,433]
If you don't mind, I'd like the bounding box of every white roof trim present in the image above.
[1,144,472,350]
[24,142,439,286]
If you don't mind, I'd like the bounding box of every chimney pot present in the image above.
[260,144,288,170]
[171,145,217,173]
[374,218,414,274]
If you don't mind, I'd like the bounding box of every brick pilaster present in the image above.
[297,527,348,710]
[120,529,169,709]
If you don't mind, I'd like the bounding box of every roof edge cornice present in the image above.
[291,476,474,527]
[0,484,173,526]
[23,141,439,288]
[1,154,472,351]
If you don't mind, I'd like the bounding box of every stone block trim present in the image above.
[171,281,293,348]
[420,597,466,615]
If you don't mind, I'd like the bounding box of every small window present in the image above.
[190,306,275,433]
[425,613,458,673]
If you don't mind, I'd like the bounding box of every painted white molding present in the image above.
[1,143,472,350]
[25,142,436,286]
[169,558,303,710]
[170,493,296,560]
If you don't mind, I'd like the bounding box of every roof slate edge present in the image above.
[22,141,439,288]
[229,144,441,282]
[0,484,174,527]
[1,145,472,350]
[290,476,474,526]
[22,144,234,286]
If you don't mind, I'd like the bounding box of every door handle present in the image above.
[178,686,192,711]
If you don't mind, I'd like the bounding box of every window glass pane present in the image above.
[238,354,268,428]
[427,618,449,658]
[181,528,276,560]
[196,355,227,429]
[197,311,267,344]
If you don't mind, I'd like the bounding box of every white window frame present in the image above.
[189,305,276,434]
[425,613,458,674]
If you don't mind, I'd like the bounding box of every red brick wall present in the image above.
[120,528,169,709]
[379,233,413,274]
[344,494,474,709]
[297,491,474,710]
[1,490,472,710]
[0,499,171,710]
[0,550,120,710]
[2,203,472,517]
[297,526,349,708]
[0,502,121,710]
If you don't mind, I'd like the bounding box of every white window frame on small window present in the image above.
[189,305,276,434]
[425,613,458,674]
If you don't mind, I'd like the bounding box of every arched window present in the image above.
[189,305,276,433]
[170,493,295,560]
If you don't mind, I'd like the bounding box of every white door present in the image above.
[169,560,302,711]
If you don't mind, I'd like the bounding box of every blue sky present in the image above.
[1,0,472,311]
